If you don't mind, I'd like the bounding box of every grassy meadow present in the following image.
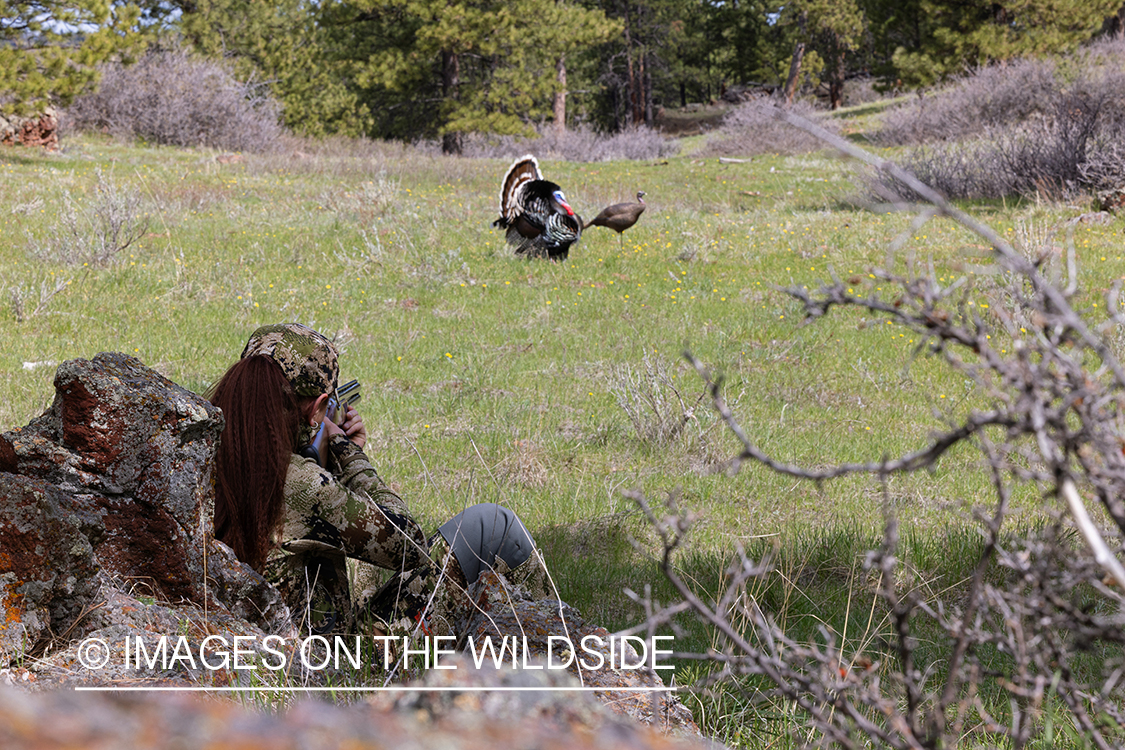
[3,120,1125,743]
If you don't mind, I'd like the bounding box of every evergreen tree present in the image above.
[1,0,146,115]
[804,0,864,108]
[709,0,775,92]
[770,0,864,108]
[325,0,617,152]
[178,0,367,137]
[589,0,722,130]
[885,0,1120,88]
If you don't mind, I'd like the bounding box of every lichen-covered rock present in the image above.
[29,580,298,690]
[0,475,98,661]
[1,352,222,604]
[366,653,716,748]
[0,352,289,640]
[0,663,723,750]
[204,538,295,638]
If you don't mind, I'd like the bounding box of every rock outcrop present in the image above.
[0,353,703,746]
[0,352,290,658]
[0,109,59,151]
[0,475,99,657]
[464,570,697,732]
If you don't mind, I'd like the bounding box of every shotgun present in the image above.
[299,379,361,468]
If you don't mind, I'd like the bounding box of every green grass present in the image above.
[4,128,1125,745]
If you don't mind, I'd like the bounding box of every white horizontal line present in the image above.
[74,685,678,693]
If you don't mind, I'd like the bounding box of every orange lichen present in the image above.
[3,588,25,624]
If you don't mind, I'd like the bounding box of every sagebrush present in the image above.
[63,49,283,152]
[420,123,678,162]
[700,98,837,157]
[26,169,149,268]
[876,40,1125,201]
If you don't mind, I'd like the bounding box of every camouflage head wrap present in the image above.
[241,324,339,398]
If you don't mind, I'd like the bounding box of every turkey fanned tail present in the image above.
[493,154,581,260]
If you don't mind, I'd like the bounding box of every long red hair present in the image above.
[207,355,302,571]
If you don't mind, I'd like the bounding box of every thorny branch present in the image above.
[632,107,1125,748]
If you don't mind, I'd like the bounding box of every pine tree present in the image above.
[329,0,618,152]
[771,0,864,109]
[805,0,864,109]
[178,0,369,137]
[885,0,1121,88]
[1,0,146,115]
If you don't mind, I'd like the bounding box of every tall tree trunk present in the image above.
[643,51,653,126]
[1104,3,1125,37]
[624,8,636,127]
[632,56,643,126]
[783,42,805,106]
[441,49,461,155]
[553,54,567,134]
[829,35,845,110]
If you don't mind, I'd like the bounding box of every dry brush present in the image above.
[635,107,1125,749]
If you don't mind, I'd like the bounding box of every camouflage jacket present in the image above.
[265,432,431,633]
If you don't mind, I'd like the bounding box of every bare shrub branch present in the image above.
[635,105,1125,748]
[318,172,399,225]
[63,49,283,152]
[27,169,150,267]
[875,43,1125,201]
[876,59,1060,147]
[608,353,706,446]
[8,273,70,322]
[701,98,839,158]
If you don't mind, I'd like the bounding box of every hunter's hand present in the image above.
[323,417,346,440]
[340,403,367,449]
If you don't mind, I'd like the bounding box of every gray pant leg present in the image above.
[437,503,535,584]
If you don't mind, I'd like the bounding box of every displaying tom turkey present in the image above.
[493,155,582,260]
[585,191,645,250]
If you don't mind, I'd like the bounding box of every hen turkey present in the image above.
[492,155,582,260]
[585,191,645,250]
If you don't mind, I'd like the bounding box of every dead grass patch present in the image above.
[497,439,550,488]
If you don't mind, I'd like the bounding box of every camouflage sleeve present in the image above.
[283,444,431,573]
[326,435,407,515]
